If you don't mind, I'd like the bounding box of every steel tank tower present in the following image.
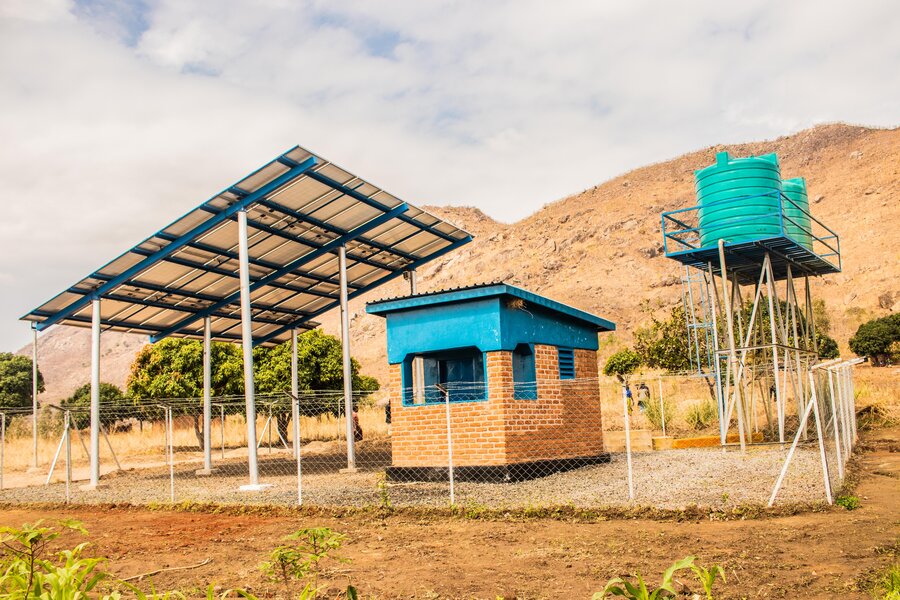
[660,151,842,450]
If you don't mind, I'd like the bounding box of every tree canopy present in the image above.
[61,382,128,428]
[849,313,900,366]
[126,330,379,411]
[127,338,244,401]
[603,349,642,382]
[633,305,696,373]
[0,352,44,413]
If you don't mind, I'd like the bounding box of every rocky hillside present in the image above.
[19,124,900,400]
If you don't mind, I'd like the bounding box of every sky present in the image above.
[1,0,898,351]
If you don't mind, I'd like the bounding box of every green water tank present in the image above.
[782,177,813,250]
[695,152,783,247]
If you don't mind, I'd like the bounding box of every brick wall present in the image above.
[389,345,605,469]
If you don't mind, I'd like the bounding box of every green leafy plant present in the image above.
[376,472,392,511]
[690,562,726,600]
[260,527,351,598]
[593,556,726,600]
[835,494,860,510]
[684,400,716,431]
[594,556,695,599]
[874,563,900,600]
[0,519,111,599]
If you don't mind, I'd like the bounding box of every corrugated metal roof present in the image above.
[22,146,473,345]
[366,282,616,331]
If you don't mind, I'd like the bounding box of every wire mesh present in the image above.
[0,369,874,509]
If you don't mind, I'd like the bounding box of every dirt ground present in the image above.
[1,428,898,599]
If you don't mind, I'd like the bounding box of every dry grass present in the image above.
[1,405,390,474]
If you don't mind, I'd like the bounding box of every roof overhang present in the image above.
[366,282,616,332]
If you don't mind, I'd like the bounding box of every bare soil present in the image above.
[1,427,898,599]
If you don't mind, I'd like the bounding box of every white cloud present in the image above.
[0,0,898,350]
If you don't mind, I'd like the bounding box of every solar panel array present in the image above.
[22,146,472,345]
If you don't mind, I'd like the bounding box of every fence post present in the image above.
[218,404,225,459]
[658,376,666,437]
[809,372,833,505]
[444,389,455,505]
[0,412,5,491]
[168,408,175,503]
[64,411,71,504]
[623,385,634,501]
[826,368,844,481]
[294,394,302,506]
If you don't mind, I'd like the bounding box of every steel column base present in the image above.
[238,483,274,492]
[78,482,107,491]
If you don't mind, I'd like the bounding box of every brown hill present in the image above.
[19,123,900,400]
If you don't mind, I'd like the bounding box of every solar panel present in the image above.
[22,146,473,345]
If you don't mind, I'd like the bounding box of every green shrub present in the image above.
[684,400,716,431]
[260,527,356,598]
[643,394,675,432]
[835,495,860,510]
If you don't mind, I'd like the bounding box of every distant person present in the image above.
[625,385,634,414]
[637,382,650,412]
[384,400,392,436]
[352,406,363,442]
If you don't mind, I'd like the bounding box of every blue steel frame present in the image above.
[34,153,318,332]
[660,191,841,283]
[25,146,473,345]
[252,235,472,346]
[149,203,411,342]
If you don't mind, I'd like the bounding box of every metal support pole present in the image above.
[291,329,300,459]
[238,210,262,488]
[717,240,746,451]
[763,257,785,443]
[408,268,417,295]
[202,317,212,473]
[32,326,38,469]
[338,246,356,471]
[623,385,634,501]
[706,262,726,445]
[89,298,101,487]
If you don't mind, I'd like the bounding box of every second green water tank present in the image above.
[695,152,783,247]
[781,177,813,250]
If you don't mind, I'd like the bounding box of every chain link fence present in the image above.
[0,369,872,509]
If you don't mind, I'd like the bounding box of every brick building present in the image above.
[366,283,616,481]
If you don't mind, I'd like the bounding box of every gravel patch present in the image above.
[0,441,832,509]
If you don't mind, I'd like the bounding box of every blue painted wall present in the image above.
[499,302,599,353]
[382,298,502,364]
[380,296,600,364]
